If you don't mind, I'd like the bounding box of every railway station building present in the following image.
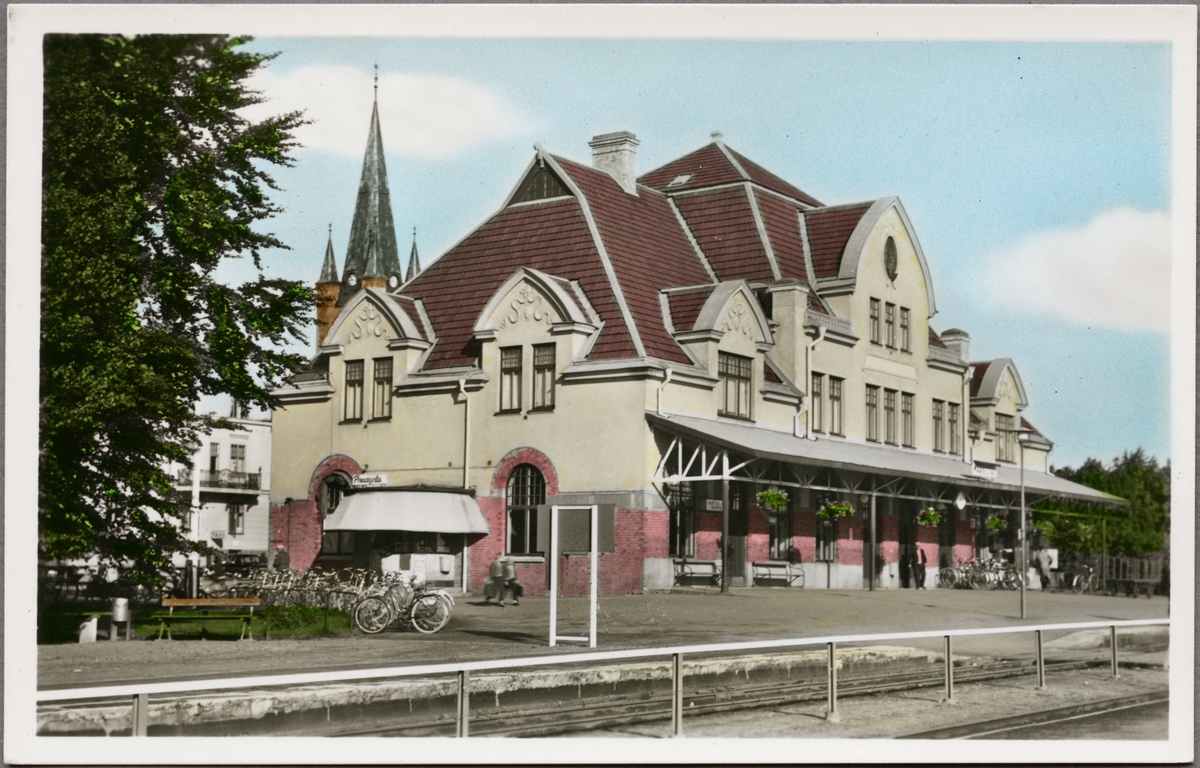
[269,101,1110,594]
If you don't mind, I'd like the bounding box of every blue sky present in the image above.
[235,38,1173,470]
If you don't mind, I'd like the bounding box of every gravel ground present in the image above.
[571,666,1169,739]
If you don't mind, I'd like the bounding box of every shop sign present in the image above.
[353,472,388,488]
[704,499,724,512]
[971,462,998,481]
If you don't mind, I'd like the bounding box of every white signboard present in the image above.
[971,463,998,481]
[352,471,388,488]
[705,499,724,512]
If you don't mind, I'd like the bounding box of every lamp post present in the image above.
[1017,429,1032,619]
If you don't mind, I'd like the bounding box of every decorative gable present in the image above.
[324,288,429,356]
[473,267,600,354]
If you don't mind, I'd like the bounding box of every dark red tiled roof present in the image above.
[727,147,821,207]
[1020,417,1043,437]
[764,365,782,384]
[403,198,634,368]
[970,411,985,427]
[554,157,707,364]
[808,293,825,313]
[928,327,947,348]
[755,192,808,282]
[638,144,744,193]
[666,289,712,333]
[673,189,774,282]
[970,361,991,397]
[804,205,871,279]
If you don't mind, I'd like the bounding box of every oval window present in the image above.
[884,237,898,281]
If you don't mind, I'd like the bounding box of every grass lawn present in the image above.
[39,603,353,643]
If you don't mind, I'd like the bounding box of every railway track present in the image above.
[327,647,1165,738]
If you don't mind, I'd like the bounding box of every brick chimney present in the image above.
[588,131,640,195]
[941,328,970,362]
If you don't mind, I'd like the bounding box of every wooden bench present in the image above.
[154,597,261,640]
[752,561,805,588]
[673,559,721,587]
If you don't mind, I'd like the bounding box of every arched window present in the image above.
[506,464,546,555]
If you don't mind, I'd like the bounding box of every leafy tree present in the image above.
[41,34,312,583]
[1033,449,1169,556]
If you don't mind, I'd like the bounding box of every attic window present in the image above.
[667,174,693,187]
[513,168,570,204]
[884,237,898,281]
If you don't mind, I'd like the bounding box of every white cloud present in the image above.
[982,208,1170,334]
[241,65,529,159]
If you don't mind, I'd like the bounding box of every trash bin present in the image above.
[112,597,130,623]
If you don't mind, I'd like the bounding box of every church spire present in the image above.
[318,224,339,284]
[339,76,402,303]
[406,227,422,281]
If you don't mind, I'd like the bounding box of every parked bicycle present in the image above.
[1065,564,1098,595]
[352,572,454,634]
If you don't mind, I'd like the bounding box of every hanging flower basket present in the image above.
[916,508,941,527]
[985,515,1007,531]
[817,500,855,521]
[757,489,789,513]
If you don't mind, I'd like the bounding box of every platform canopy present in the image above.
[324,490,491,534]
[648,412,1123,510]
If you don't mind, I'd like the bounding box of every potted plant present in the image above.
[817,500,855,521]
[985,514,1007,531]
[916,508,941,527]
[757,489,789,513]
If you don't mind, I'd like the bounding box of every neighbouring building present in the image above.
[270,98,1109,594]
[170,398,273,558]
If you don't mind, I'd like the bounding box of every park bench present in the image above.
[752,561,805,588]
[154,596,261,640]
[673,558,721,587]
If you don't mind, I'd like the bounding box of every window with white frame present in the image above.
[901,393,914,447]
[718,352,753,420]
[208,442,220,472]
[949,403,961,454]
[666,483,696,557]
[869,299,881,344]
[866,385,880,442]
[507,464,545,555]
[768,503,792,561]
[885,303,896,348]
[810,372,824,433]
[532,343,555,410]
[932,399,945,452]
[829,377,844,435]
[900,307,911,352]
[344,360,364,421]
[996,413,1016,462]
[372,357,393,419]
[230,443,246,473]
[884,389,897,444]
[499,346,522,413]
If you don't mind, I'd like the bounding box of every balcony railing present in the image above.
[176,469,261,491]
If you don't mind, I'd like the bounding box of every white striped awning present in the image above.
[324,491,490,534]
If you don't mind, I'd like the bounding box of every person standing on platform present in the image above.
[914,545,928,589]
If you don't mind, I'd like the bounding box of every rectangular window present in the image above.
[866,385,880,441]
[667,483,696,557]
[815,518,837,562]
[321,530,355,555]
[869,299,881,344]
[996,413,1016,462]
[227,504,245,536]
[884,389,897,444]
[208,442,220,472]
[949,403,961,454]
[901,392,914,447]
[885,303,896,348]
[829,377,844,435]
[718,352,753,420]
[810,373,824,433]
[932,399,945,452]
[532,344,555,410]
[900,307,911,352]
[768,510,792,561]
[499,346,522,413]
[344,360,364,421]
[229,444,246,473]
[372,357,393,419]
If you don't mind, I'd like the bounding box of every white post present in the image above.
[589,504,599,648]
[549,506,559,648]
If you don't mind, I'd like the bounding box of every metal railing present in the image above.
[175,469,261,490]
[37,618,1168,737]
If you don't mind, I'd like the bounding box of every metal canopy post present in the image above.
[869,493,877,591]
[721,452,730,594]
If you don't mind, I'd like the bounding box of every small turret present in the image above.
[315,225,341,346]
[406,227,422,282]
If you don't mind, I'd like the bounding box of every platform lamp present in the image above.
[1017,428,1033,619]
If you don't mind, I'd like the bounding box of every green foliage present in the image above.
[985,515,1007,532]
[916,508,941,527]
[265,604,323,630]
[756,489,788,512]
[41,35,313,582]
[1033,449,1168,555]
[817,500,855,520]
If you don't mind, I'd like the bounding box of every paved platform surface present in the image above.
[39,588,1169,688]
